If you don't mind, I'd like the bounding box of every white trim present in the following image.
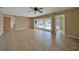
[0,32,3,36]
[0,33,2,36]
[65,35,79,39]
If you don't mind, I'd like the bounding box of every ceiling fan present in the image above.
[28,7,43,14]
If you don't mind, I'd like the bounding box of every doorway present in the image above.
[4,17,11,32]
[55,15,65,35]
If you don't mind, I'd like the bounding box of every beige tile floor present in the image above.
[0,29,79,51]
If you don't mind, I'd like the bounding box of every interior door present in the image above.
[4,17,11,32]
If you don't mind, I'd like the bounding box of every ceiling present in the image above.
[0,7,75,17]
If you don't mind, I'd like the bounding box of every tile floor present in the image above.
[0,29,79,51]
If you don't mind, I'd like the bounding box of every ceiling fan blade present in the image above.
[38,11,43,13]
[30,7,34,9]
[28,10,33,12]
[38,8,43,10]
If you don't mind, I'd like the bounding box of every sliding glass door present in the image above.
[44,20,51,30]
[34,17,51,31]
[37,20,43,29]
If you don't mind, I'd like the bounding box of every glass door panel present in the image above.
[44,20,51,30]
[34,18,52,31]
[37,20,44,29]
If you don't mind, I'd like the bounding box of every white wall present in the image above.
[0,11,3,36]
[15,16,33,31]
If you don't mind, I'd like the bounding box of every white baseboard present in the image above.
[65,35,79,39]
